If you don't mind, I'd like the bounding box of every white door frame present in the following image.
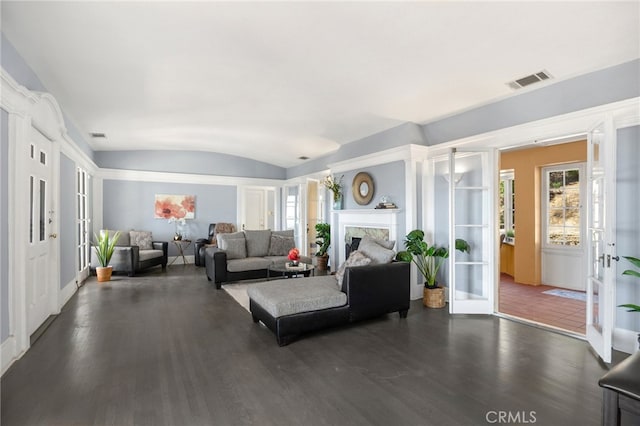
[425,98,638,326]
[2,82,63,372]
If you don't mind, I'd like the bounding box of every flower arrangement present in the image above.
[288,248,300,266]
[168,217,186,240]
[322,174,344,202]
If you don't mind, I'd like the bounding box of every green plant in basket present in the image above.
[396,229,470,289]
[619,256,640,312]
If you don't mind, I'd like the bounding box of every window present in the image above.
[544,164,582,246]
[499,170,515,235]
[77,167,90,274]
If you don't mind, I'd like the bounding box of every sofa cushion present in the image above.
[139,249,164,262]
[244,229,272,257]
[268,234,296,256]
[335,250,372,288]
[227,257,272,273]
[219,237,247,260]
[247,276,346,318]
[272,229,294,238]
[358,237,395,265]
[130,230,153,250]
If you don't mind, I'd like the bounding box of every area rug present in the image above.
[542,288,593,302]
[222,282,253,313]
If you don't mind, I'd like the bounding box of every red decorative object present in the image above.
[288,248,300,261]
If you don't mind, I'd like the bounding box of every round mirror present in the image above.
[359,182,369,196]
[352,172,374,205]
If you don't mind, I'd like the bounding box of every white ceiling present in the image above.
[2,1,639,168]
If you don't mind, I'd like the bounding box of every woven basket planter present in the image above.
[423,286,446,308]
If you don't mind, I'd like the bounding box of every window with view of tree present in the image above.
[499,170,515,234]
[545,165,581,246]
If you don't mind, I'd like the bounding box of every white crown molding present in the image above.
[98,168,283,187]
[327,144,429,173]
[426,97,640,157]
[1,68,98,174]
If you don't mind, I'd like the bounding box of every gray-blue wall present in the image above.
[616,125,640,331]
[1,33,95,162]
[59,153,76,288]
[422,59,640,145]
[102,180,236,256]
[1,108,9,342]
[96,150,286,180]
[287,122,426,179]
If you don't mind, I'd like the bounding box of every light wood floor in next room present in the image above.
[1,266,627,426]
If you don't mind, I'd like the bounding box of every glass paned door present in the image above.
[449,149,496,314]
[586,121,615,363]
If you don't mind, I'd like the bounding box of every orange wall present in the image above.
[500,141,586,285]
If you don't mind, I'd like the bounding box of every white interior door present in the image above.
[242,188,266,230]
[586,121,616,363]
[26,128,55,335]
[448,149,496,314]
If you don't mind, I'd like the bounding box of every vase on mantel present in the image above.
[333,194,343,210]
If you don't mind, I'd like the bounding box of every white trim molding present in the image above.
[614,327,640,354]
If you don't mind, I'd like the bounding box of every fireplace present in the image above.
[332,209,401,263]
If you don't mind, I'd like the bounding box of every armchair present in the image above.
[91,229,168,276]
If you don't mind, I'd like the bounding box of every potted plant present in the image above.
[322,175,344,210]
[396,229,470,308]
[315,222,331,271]
[618,256,640,349]
[93,230,121,282]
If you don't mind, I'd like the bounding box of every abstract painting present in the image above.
[154,194,195,219]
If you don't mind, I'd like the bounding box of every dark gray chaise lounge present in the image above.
[248,261,410,346]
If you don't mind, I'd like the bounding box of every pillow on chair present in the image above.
[130,230,153,250]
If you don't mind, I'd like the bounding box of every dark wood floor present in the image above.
[1,265,627,426]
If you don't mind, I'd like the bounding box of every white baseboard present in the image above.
[613,327,639,354]
[168,255,195,266]
[59,279,77,310]
[1,336,18,376]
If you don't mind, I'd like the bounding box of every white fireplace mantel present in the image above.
[332,209,401,263]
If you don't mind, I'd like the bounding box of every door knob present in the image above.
[49,233,57,239]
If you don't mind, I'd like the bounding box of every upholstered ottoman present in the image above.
[247,276,349,346]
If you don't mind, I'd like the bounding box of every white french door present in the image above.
[26,127,56,335]
[586,121,616,363]
[448,148,497,314]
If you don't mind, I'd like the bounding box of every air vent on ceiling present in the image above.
[90,132,106,139]
[298,156,310,160]
[507,70,552,90]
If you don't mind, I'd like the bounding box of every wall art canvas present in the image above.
[154,194,195,219]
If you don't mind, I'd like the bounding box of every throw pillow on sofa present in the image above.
[130,230,153,250]
[335,250,372,288]
[358,237,396,264]
[218,232,247,259]
[268,234,296,256]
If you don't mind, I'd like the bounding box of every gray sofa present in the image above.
[204,229,308,288]
[90,229,168,277]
